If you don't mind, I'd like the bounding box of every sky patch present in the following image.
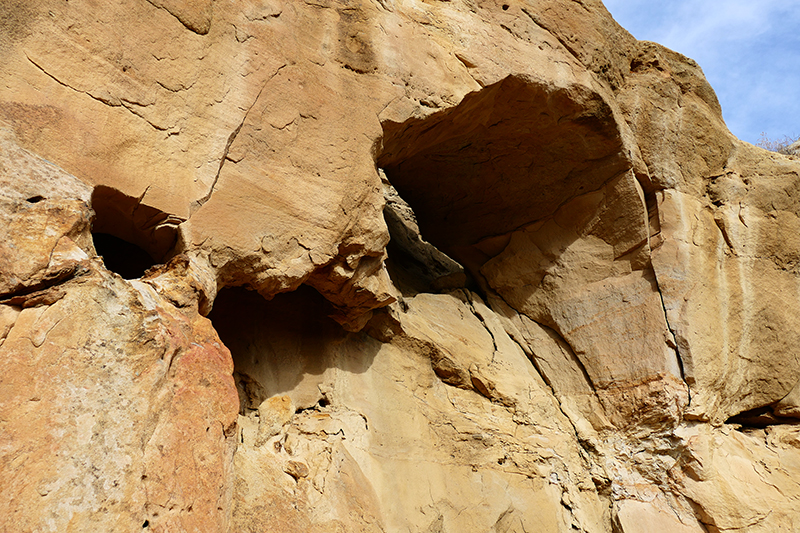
[603,0,800,144]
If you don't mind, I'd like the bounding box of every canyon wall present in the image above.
[2,1,800,531]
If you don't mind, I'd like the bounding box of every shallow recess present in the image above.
[208,285,348,413]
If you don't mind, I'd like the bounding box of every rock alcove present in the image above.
[378,74,687,431]
[377,75,629,280]
[208,285,351,416]
[90,185,180,279]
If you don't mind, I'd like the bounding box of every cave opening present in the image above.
[376,75,694,433]
[90,185,180,279]
[379,169,470,296]
[92,233,157,280]
[377,75,628,281]
[207,285,346,415]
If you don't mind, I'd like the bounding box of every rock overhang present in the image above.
[378,73,630,267]
[4,2,800,531]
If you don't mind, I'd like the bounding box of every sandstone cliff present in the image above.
[2,1,800,532]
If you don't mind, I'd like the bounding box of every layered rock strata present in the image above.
[2,1,800,532]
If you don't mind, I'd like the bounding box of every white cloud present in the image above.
[657,0,780,51]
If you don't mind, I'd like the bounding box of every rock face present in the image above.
[2,1,800,532]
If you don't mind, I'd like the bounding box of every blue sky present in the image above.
[602,0,800,145]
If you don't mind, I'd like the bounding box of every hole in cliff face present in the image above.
[90,186,181,279]
[208,285,346,414]
[92,233,156,280]
[377,75,628,276]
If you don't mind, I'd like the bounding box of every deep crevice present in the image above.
[462,293,498,354]
[645,191,692,406]
[726,406,800,429]
[654,271,688,389]
[499,306,603,459]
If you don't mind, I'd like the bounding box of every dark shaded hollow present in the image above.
[377,75,628,273]
[90,186,180,278]
[382,236,440,295]
[208,285,354,414]
[380,186,472,296]
[727,406,800,429]
[92,233,156,280]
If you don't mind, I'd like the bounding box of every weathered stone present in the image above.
[219,287,608,532]
[3,1,800,531]
[651,165,800,423]
[0,253,239,532]
[482,171,687,431]
[0,132,239,531]
[670,424,800,532]
[613,499,705,533]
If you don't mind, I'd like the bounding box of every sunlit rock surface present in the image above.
[2,1,800,531]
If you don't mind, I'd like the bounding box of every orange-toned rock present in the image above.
[3,1,800,532]
[0,134,239,531]
[0,267,240,531]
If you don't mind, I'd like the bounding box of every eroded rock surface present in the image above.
[2,1,800,532]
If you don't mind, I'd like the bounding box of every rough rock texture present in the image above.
[2,1,800,532]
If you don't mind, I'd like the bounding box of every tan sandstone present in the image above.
[2,1,800,532]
